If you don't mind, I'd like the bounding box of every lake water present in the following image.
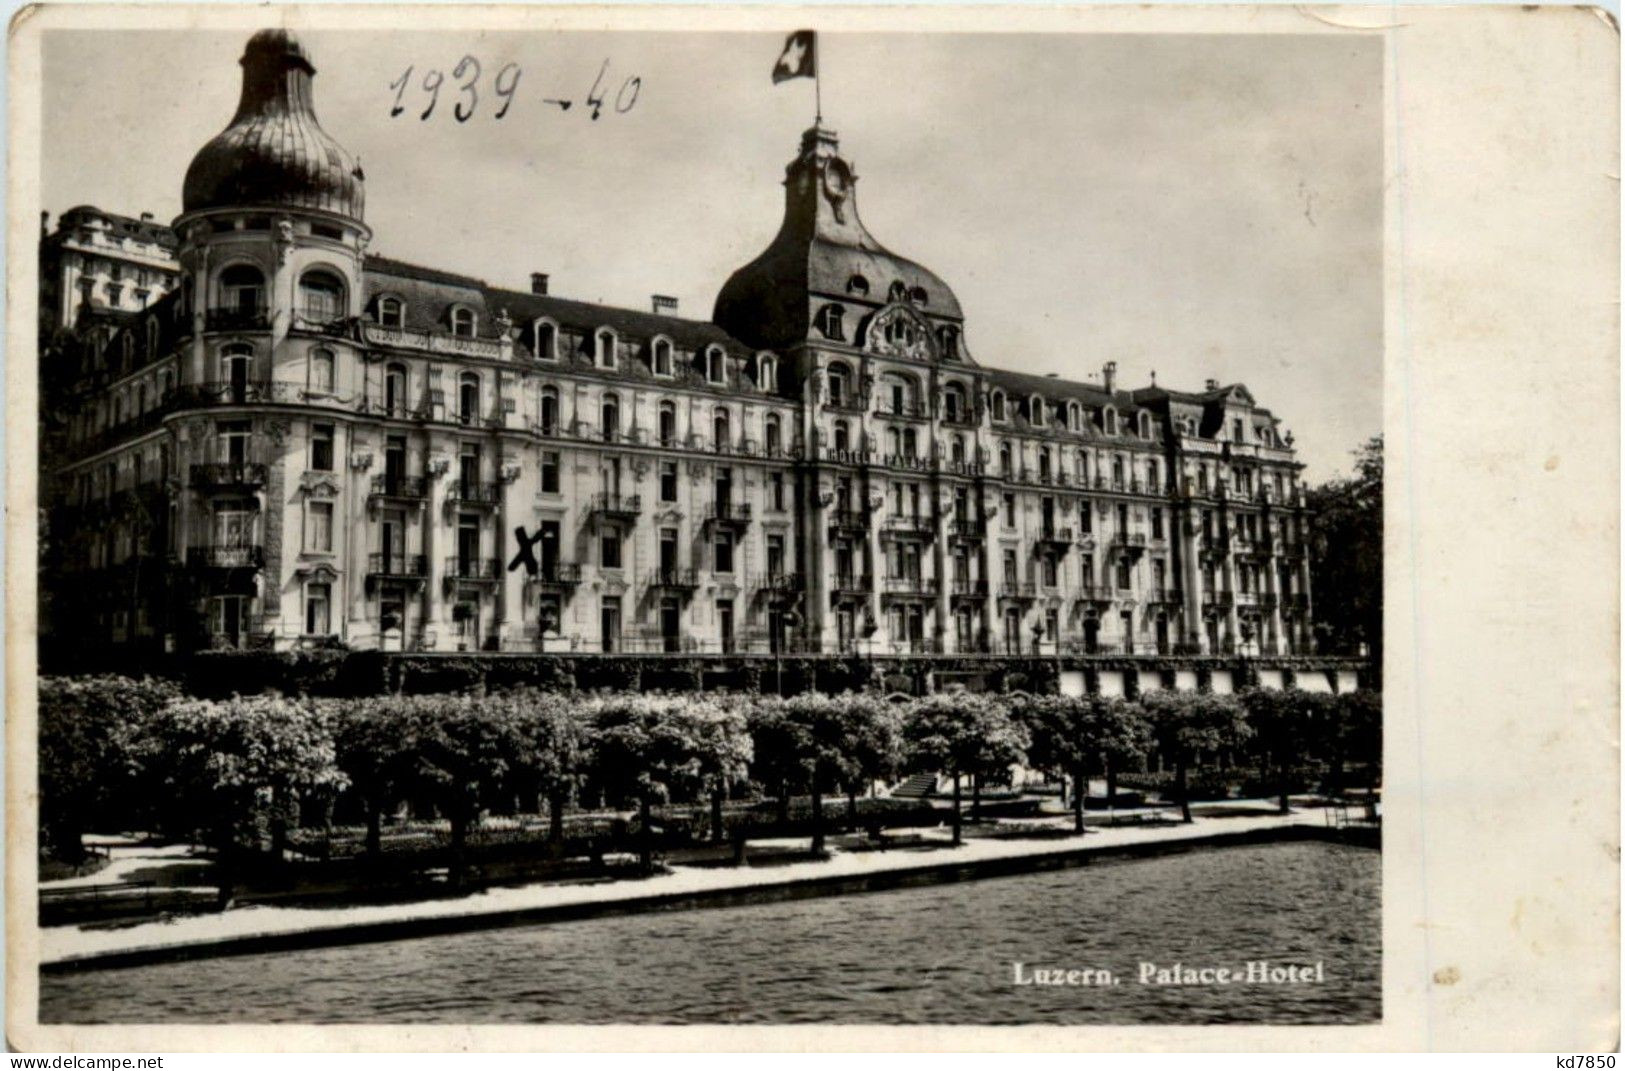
[41,840,1379,1024]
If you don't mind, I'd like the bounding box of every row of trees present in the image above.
[41,678,1380,886]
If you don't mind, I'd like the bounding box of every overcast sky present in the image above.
[43,29,1381,480]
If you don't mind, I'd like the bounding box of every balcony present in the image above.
[533,561,582,590]
[706,500,752,530]
[823,394,868,414]
[187,544,264,570]
[204,306,269,332]
[828,505,869,534]
[882,514,936,539]
[1203,590,1235,610]
[369,474,427,501]
[950,577,988,600]
[650,567,700,592]
[948,517,984,542]
[190,461,267,491]
[1110,532,1149,555]
[367,552,428,582]
[877,398,931,421]
[591,492,643,519]
[752,572,804,595]
[999,581,1037,601]
[444,557,502,584]
[1036,525,1074,552]
[446,480,500,509]
[830,572,874,597]
[882,575,932,597]
[1146,588,1185,606]
[1075,585,1113,606]
[940,405,978,428]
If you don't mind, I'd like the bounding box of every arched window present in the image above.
[887,281,909,304]
[991,390,1007,422]
[937,325,960,359]
[909,286,929,305]
[758,355,778,392]
[219,264,265,313]
[450,307,477,339]
[658,401,677,446]
[652,337,673,377]
[298,269,346,321]
[999,441,1013,478]
[601,394,620,441]
[532,319,558,360]
[713,408,731,450]
[384,363,407,416]
[765,413,782,456]
[833,420,850,454]
[1068,401,1082,432]
[309,347,335,393]
[220,342,253,399]
[815,304,846,340]
[1030,395,1046,426]
[826,363,850,407]
[595,328,617,368]
[1139,412,1152,438]
[120,334,134,368]
[145,318,159,355]
[539,386,560,435]
[377,296,405,328]
[846,274,870,296]
[705,345,726,384]
[1104,407,1118,435]
[458,372,480,424]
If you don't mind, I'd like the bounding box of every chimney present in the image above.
[652,294,679,314]
[1205,378,1220,391]
[1102,361,1117,393]
[530,273,549,296]
[140,212,154,222]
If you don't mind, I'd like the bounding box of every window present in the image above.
[1139,412,1152,438]
[310,424,334,471]
[769,471,785,511]
[309,347,335,393]
[766,533,785,578]
[1030,395,1046,426]
[384,363,407,415]
[540,451,560,494]
[298,270,345,321]
[1003,549,1018,586]
[304,582,331,635]
[1104,408,1118,435]
[450,306,476,338]
[145,318,159,355]
[601,394,620,441]
[1042,554,1058,588]
[1151,507,1164,540]
[533,319,557,360]
[951,435,965,465]
[596,328,617,368]
[718,598,735,654]
[539,386,559,435]
[600,527,623,569]
[305,501,333,553]
[600,596,622,653]
[659,460,678,502]
[1147,460,1159,488]
[1116,557,1132,589]
[991,390,1007,422]
[1232,418,1243,441]
[815,304,846,340]
[377,296,405,328]
[937,325,960,359]
[1003,493,1016,527]
[458,372,480,424]
[765,414,782,456]
[827,364,850,406]
[652,337,673,376]
[713,529,735,573]
[888,281,909,304]
[219,264,265,312]
[713,408,730,450]
[758,355,777,391]
[658,401,677,446]
[999,442,1013,478]
[846,274,870,296]
[706,345,726,384]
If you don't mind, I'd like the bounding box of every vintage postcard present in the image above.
[4,2,1617,1053]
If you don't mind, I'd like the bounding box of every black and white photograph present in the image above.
[6,2,1615,1053]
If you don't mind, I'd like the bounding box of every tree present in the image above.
[498,689,590,844]
[330,696,414,860]
[1335,688,1383,813]
[904,692,1029,845]
[1139,691,1252,822]
[38,675,181,861]
[1015,693,1151,833]
[141,695,346,902]
[830,693,904,829]
[1240,687,1335,813]
[745,697,809,833]
[1307,435,1383,666]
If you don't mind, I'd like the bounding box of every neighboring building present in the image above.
[41,29,1314,660]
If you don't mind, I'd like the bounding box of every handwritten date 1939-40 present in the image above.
[388,57,641,122]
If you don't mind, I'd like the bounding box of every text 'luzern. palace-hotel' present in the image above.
[42,30,1319,661]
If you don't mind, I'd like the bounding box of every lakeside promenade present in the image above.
[39,804,1375,973]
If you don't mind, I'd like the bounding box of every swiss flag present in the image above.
[772,30,817,84]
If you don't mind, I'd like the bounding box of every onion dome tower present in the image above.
[714,124,968,363]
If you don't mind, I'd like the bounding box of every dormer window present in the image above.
[652,337,674,377]
[450,306,476,338]
[298,269,346,322]
[991,390,1007,422]
[887,281,909,304]
[705,345,726,384]
[596,328,618,369]
[815,303,846,341]
[757,354,778,392]
[846,275,870,296]
[1067,401,1082,432]
[531,319,558,360]
[1139,412,1152,439]
[1030,395,1046,427]
[1104,407,1118,435]
[377,296,405,329]
[937,325,960,360]
[909,286,928,305]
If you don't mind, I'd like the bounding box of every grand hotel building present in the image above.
[42,30,1317,661]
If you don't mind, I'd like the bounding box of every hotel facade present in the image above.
[42,30,1319,662]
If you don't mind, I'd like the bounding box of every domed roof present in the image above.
[182,29,364,220]
[714,125,963,353]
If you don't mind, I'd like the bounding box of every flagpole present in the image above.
[814,33,822,124]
